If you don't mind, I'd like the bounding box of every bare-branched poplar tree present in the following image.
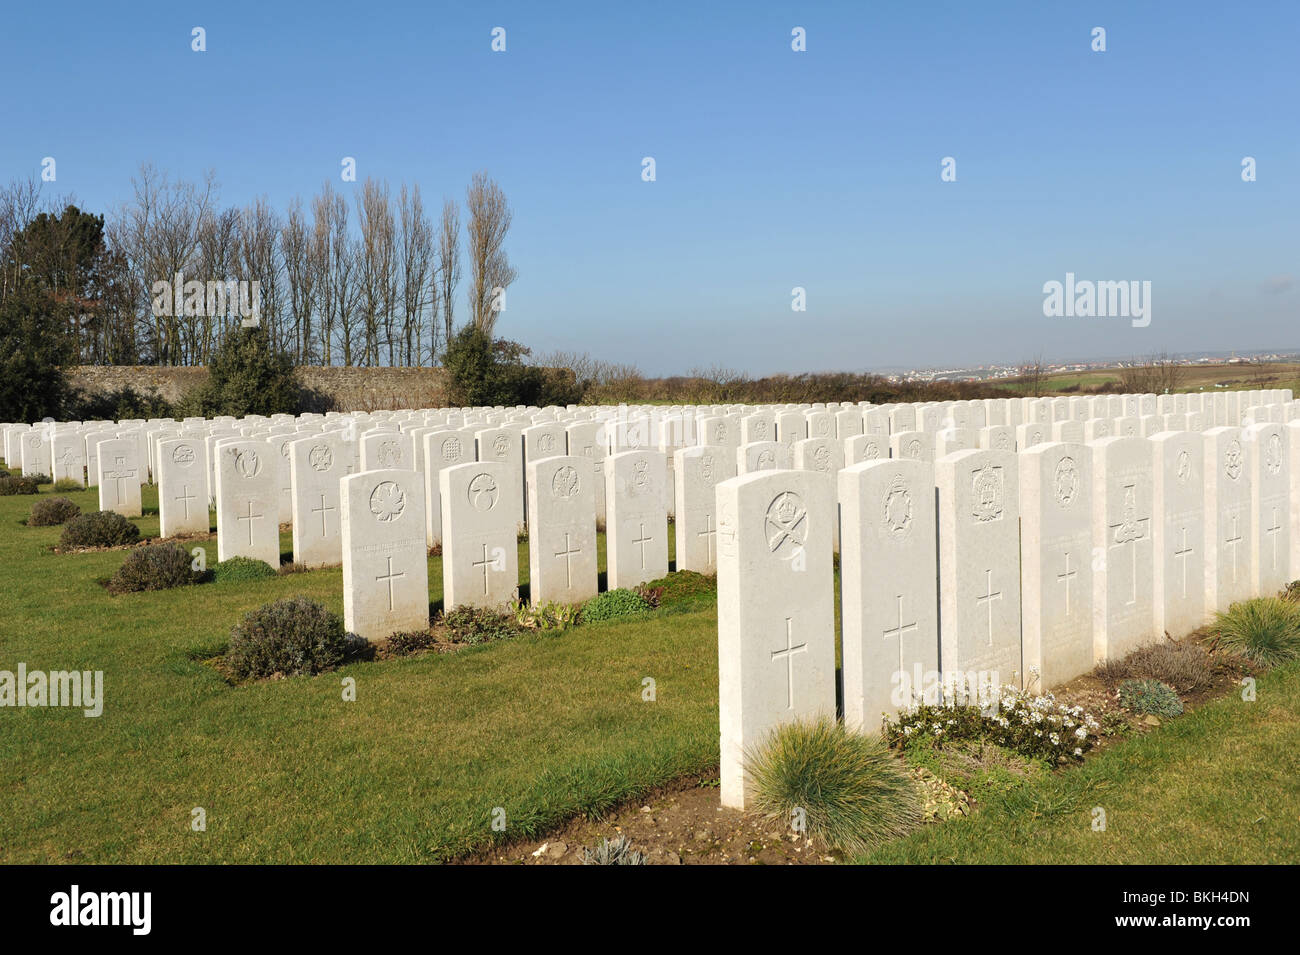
[238,197,283,353]
[112,164,217,364]
[356,178,397,366]
[6,167,520,369]
[397,183,434,365]
[281,197,316,363]
[465,172,515,336]
[0,176,46,304]
[323,187,360,366]
[194,207,240,363]
[438,198,461,348]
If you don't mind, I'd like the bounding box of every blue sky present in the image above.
[2,0,1296,374]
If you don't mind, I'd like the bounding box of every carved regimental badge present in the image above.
[309,444,334,472]
[765,491,807,560]
[369,481,406,523]
[551,466,580,501]
[882,476,913,539]
[1054,456,1079,507]
[234,447,262,479]
[971,465,1003,523]
[1224,441,1243,481]
[467,473,498,511]
[1266,434,1282,476]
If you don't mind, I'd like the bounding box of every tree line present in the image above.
[0,167,516,368]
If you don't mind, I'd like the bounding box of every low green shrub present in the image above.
[212,556,277,583]
[648,570,716,606]
[107,541,200,595]
[0,475,40,495]
[386,629,438,655]
[582,588,652,623]
[746,717,923,856]
[1117,678,1184,718]
[59,510,141,548]
[1214,598,1300,667]
[51,478,83,492]
[28,496,81,526]
[441,606,523,645]
[225,596,357,680]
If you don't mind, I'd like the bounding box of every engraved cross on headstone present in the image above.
[376,556,406,612]
[771,617,807,710]
[632,522,652,569]
[697,514,716,563]
[1266,506,1283,571]
[236,500,263,546]
[1056,551,1078,616]
[1225,513,1244,582]
[311,493,335,537]
[976,569,1002,647]
[175,484,196,520]
[1174,527,1194,598]
[554,532,581,588]
[472,543,494,595]
[882,594,918,690]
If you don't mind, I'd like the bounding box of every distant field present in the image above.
[999,361,1300,396]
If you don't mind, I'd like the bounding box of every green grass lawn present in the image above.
[3,473,1298,864]
[863,658,1300,863]
[0,480,720,863]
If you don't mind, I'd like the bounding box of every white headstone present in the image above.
[96,438,143,518]
[1019,443,1094,687]
[526,455,598,605]
[604,450,669,590]
[1090,437,1155,661]
[936,450,1022,693]
[341,468,428,641]
[1151,431,1207,636]
[1245,422,1290,596]
[289,435,347,568]
[716,470,836,810]
[158,438,209,537]
[1202,427,1252,611]
[674,446,735,574]
[840,459,940,730]
[440,461,521,610]
[214,440,279,566]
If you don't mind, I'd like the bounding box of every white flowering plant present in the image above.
[883,684,1102,765]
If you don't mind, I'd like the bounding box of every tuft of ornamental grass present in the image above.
[1214,598,1300,668]
[582,834,647,865]
[745,717,923,856]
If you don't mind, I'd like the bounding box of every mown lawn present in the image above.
[3,471,1298,864]
[863,661,1300,864]
[0,478,720,863]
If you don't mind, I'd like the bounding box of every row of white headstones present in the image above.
[714,422,1300,811]
[5,391,1298,798]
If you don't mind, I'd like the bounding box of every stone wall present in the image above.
[68,365,450,412]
